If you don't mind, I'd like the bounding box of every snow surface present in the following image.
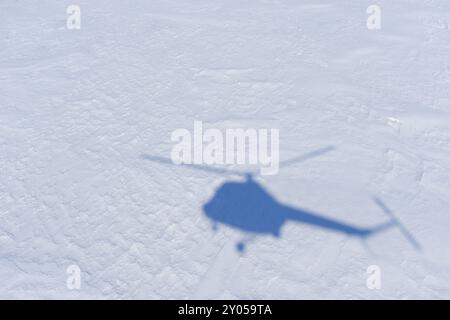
[1,0,450,299]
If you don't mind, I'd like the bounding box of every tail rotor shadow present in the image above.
[372,197,422,251]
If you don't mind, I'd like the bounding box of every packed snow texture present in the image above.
[1,0,450,299]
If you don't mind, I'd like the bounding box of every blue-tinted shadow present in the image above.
[203,175,417,252]
[141,151,421,253]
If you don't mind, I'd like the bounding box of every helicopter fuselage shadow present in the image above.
[203,176,389,251]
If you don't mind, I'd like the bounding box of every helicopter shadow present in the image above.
[142,147,421,253]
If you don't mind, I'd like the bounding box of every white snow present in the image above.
[1,0,450,299]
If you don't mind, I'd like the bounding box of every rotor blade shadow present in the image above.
[141,154,247,177]
[280,145,336,168]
